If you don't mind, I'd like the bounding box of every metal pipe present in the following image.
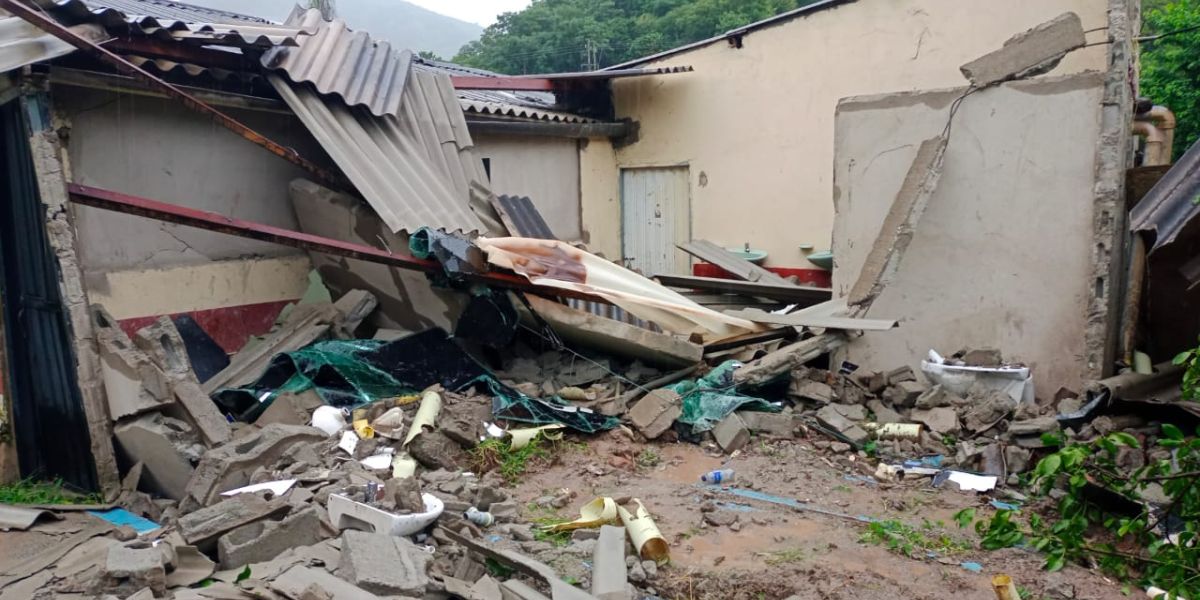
[0,0,348,191]
[1147,105,1177,161]
[1132,120,1167,166]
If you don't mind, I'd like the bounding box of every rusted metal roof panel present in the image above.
[262,8,411,118]
[1131,138,1200,250]
[270,68,490,235]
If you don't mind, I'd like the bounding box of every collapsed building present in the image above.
[0,0,1195,598]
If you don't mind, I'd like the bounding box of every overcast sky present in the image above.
[405,0,533,26]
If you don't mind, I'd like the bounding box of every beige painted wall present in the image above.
[832,74,1104,398]
[473,133,582,241]
[580,137,622,259]
[592,0,1108,269]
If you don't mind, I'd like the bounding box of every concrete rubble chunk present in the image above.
[960,12,1086,87]
[788,377,833,404]
[915,385,959,409]
[829,404,866,422]
[166,545,216,588]
[93,305,173,420]
[255,389,325,428]
[178,493,290,547]
[733,333,847,387]
[1008,416,1060,436]
[333,289,379,339]
[1005,445,1033,474]
[201,303,341,395]
[105,543,166,597]
[961,390,1014,433]
[815,405,869,445]
[960,348,1003,367]
[272,565,381,600]
[712,412,750,453]
[338,530,431,596]
[407,430,469,470]
[738,411,795,438]
[218,506,325,569]
[171,380,233,448]
[501,579,552,600]
[591,526,628,600]
[184,423,327,507]
[909,407,958,435]
[883,380,927,408]
[866,399,904,424]
[627,390,682,439]
[113,413,199,501]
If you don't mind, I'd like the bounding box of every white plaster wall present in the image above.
[592,0,1108,268]
[472,133,582,241]
[832,74,1104,398]
[56,86,328,272]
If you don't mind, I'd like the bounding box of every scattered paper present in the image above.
[945,471,998,492]
[360,454,393,470]
[338,430,358,455]
[220,479,297,498]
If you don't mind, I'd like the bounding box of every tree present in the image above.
[453,0,817,74]
[418,50,445,61]
[1140,1,1200,160]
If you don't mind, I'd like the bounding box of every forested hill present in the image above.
[452,0,822,74]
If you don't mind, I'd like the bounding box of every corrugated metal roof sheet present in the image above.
[270,68,491,235]
[497,195,555,239]
[415,60,593,123]
[44,0,311,48]
[1131,137,1200,250]
[262,8,412,118]
[0,10,79,73]
[78,0,271,25]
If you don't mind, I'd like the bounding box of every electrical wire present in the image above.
[1138,23,1200,43]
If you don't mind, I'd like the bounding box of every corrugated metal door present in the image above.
[621,167,690,276]
[0,97,98,491]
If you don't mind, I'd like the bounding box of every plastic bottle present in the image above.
[700,469,735,484]
[464,507,494,527]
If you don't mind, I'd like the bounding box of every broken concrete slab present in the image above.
[960,12,1086,88]
[0,505,61,531]
[201,303,340,395]
[866,399,904,424]
[829,404,866,422]
[273,565,381,600]
[815,405,870,445]
[113,413,200,501]
[501,580,552,600]
[177,494,290,548]
[104,543,166,597]
[734,333,846,387]
[788,377,833,404]
[883,380,927,408]
[712,412,750,453]
[960,389,1015,433]
[185,423,327,507]
[93,306,173,420]
[338,530,431,596]
[1008,416,1059,436]
[171,380,232,448]
[915,385,959,409]
[592,526,628,600]
[909,407,958,435]
[960,348,1003,367]
[846,136,948,308]
[627,390,681,439]
[217,506,324,569]
[255,389,325,428]
[166,545,216,588]
[522,295,703,369]
[332,289,379,339]
[407,430,469,471]
[737,411,795,438]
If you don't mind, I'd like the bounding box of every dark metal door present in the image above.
[0,98,98,491]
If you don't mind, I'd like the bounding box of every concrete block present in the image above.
[523,295,703,369]
[93,306,173,420]
[255,389,325,428]
[829,404,866,421]
[218,506,325,569]
[960,12,1086,87]
[184,423,327,506]
[272,565,381,600]
[133,316,194,380]
[883,381,926,408]
[909,407,958,435]
[815,405,870,445]
[866,399,904,424]
[171,380,232,447]
[592,526,629,600]
[627,390,681,439]
[788,377,833,404]
[737,411,795,438]
[105,543,166,597]
[338,530,431,596]
[178,493,290,548]
[113,413,198,501]
[914,385,958,409]
[712,413,750,453]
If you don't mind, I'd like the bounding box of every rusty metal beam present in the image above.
[66,184,608,304]
[101,36,253,72]
[0,0,346,191]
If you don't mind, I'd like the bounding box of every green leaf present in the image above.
[235,566,252,583]
[1174,350,1192,365]
[1045,554,1065,572]
[1163,423,1184,440]
[953,508,975,528]
[1037,454,1062,478]
[1110,432,1140,448]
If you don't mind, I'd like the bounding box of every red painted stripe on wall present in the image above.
[118,299,295,355]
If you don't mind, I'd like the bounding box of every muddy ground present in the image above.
[503,430,1127,600]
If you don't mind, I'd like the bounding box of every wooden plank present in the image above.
[727,306,897,331]
[677,239,794,286]
[656,274,831,305]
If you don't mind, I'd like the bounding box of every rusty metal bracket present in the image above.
[0,0,348,191]
[67,183,609,304]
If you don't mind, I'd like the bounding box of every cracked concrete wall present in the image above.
[597,0,1108,270]
[832,73,1105,399]
[53,86,328,272]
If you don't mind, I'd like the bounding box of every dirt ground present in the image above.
[503,429,1130,600]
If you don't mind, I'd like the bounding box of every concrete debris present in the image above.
[733,333,847,387]
[185,424,327,508]
[866,399,904,424]
[104,543,167,597]
[94,305,174,421]
[177,493,290,547]
[882,380,926,408]
[960,389,1015,433]
[788,377,834,404]
[960,12,1087,87]
[712,412,750,453]
[218,506,325,569]
[959,348,1004,368]
[909,407,958,435]
[627,390,682,439]
[592,526,629,600]
[113,413,200,501]
[256,389,326,428]
[738,411,795,438]
[815,405,869,445]
[339,530,431,596]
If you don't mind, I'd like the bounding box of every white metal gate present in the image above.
[621,166,690,277]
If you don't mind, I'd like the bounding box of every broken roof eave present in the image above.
[605,0,857,69]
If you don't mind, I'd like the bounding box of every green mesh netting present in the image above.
[266,339,416,406]
[670,360,779,433]
[473,375,619,433]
